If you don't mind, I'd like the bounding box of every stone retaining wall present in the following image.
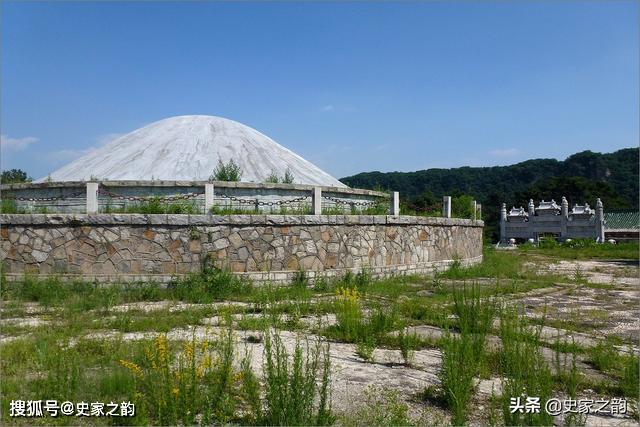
[1,214,483,283]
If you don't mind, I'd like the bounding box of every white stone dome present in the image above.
[40,115,347,187]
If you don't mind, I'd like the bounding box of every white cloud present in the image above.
[488,148,520,157]
[319,104,357,113]
[0,134,39,151]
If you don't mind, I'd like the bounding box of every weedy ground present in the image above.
[1,243,638,426]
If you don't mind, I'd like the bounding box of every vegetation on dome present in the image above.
[209,159,243,182]
[265,167,295,184]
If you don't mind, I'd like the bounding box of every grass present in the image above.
[1,276,164,310]
[262,331,333,426]
[170,266,253,303]
[324,287,399,344]
[1,269,252,309]
[119,331,240,425]
[1,335,147,425]
[439,330,481,425]
[431,284,496,426]
[587,341,621,372]
[499,307,554,426]
[355,336,376,362]
[620,352,640,400]
[520,239,639,260]
[341,386,424,426]
[1,243,638,425]
[211,203,313,215]
[452,283,496,335]
[1,199,22,213]
[398,329,420,365]
[103,197,201,214]
[438,248,533,281]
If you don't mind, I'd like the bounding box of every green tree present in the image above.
[265,169,280,183]
[282,168,295,184]
[209,159,242,182]
[1,169,31,184]
[452,194,475,219]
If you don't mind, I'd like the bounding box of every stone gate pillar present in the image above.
[561,196,568,240]
[528,199,535,241]
[500,203,507,243]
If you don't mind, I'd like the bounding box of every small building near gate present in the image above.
[604,210,640,243]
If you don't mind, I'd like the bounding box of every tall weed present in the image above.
[440,330,480,426]
[262,331,333,425]
[499,307,554,426]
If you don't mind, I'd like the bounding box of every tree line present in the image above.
[340,148,639,241]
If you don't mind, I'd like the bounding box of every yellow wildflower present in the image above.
[184,342,194,360]
[196,355,212,378]
[144,345,154,362]
[155,334,168,364]
[119,359,144,377]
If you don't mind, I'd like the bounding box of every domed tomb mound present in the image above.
[40,115,347,188]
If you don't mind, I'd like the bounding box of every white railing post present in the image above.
[476,203,482,220]
[442,196,451,218]
[86,182,99,214]
[500,203,507,243]
[205,183,214,213]
[390,191,400,216]
[596,198,605,243]
[472,200,477,220]
[312,187,322,215]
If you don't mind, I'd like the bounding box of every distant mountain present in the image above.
[340,148,639,240]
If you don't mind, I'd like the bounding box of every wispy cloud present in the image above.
[488,148,520,157]
[319,104,357,113]
[0,134,39,151]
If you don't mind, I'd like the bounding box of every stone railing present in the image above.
[0,180,393,215]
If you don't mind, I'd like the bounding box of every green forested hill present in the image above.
[340,148,639,240]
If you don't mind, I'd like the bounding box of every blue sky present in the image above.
[1,1,638,180]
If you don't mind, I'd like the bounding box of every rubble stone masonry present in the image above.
[1,214,483,283]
